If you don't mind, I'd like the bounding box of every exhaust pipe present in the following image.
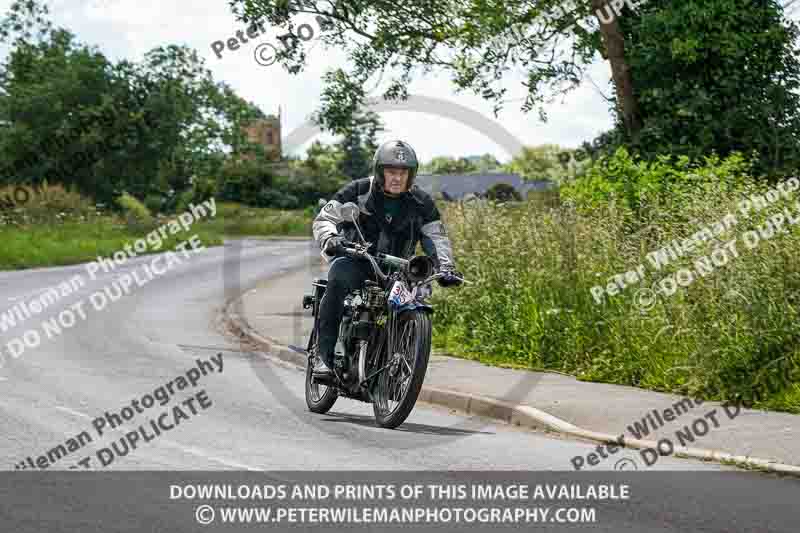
[312,370,345,387]
[311,373,336,387]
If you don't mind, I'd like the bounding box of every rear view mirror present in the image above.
[339,202,367,244]
[340,202,360,222]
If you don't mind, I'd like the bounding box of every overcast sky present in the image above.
[2,0,799,164]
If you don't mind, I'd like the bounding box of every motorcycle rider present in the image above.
[312,140,463,379]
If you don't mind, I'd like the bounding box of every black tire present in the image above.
[372,309,431,429]
[305,327,338,414]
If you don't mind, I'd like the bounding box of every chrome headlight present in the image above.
[406,255,435,283]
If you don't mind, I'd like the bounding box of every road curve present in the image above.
[0,239,796,532]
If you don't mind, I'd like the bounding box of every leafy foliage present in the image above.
[423,156,479,175]
[0,0,265,206]
[435,155,800,412]
[116,192,153,224]
[216,157,274,205]
[230,0,601,131]
[485,182,522,202]
[503,144,566,182]
[334,110,383,180]
[612,0,800,179]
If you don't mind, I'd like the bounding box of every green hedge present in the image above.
[433,150,800,412]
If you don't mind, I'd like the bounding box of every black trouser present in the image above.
[317,256,375,367]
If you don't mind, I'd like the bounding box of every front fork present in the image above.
[356,340,368,385]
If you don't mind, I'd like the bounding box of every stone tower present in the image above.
[243,111,282,162]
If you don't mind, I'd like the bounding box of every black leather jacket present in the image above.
[312,176,456,269]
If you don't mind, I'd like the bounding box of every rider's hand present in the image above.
[437,267,464,287]
[323,235,346,256]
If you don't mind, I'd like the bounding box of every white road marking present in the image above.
[7,286,56,302]
[55,405,260,471]
[54,405,93,419]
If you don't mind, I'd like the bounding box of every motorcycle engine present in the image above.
[340,288,384,384]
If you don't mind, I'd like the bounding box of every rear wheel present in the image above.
[372,310,431,429]
[305,327,338,413]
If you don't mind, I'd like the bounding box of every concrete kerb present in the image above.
[224,291,800,477]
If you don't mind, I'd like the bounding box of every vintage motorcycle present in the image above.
[301,203,465,429]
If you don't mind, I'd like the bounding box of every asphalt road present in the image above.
[0,239,797,532]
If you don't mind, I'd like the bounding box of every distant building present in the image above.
[240,111,293,175]
[243,113,282,162]
[414,173,555,200]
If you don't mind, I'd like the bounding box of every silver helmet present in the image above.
[371,140,419,193]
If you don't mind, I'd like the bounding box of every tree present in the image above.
[467,153,502,172]
[299,140,344,178]
[286,140,349,203]
[0,0,266,204]
[334,110,384,180]
[229,1,640,136]
[613,0,800,179]
[423,156,479,174]
[504,144,564,182]
[216,157,273,203]
[592,0,642,138]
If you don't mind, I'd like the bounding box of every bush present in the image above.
[257,188,300,209]
[433,154,800,413]
[217,159,273,205]
[190,175,218,204]
[116,192,153,226]
[561,148,754,245]
[486,182,522,202]
[144,194,164,214]
[173,189,194,214]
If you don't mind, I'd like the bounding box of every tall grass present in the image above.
[433,152,800,413]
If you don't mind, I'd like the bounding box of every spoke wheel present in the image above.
[372,310,431,429]
[305,327,338,413]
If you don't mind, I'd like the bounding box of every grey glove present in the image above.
[323,235,345,255]
[437,267,464,287]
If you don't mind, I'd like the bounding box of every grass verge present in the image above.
[0,199,312,270]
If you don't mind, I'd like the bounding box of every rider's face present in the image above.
[383,167,409,194]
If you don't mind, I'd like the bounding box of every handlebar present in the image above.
[340,241,393,282]
[339,240,469,286]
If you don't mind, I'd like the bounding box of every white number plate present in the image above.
[388,280,415,308]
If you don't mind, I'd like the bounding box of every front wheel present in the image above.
[372,310,431,429]
[305,328,338,414]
